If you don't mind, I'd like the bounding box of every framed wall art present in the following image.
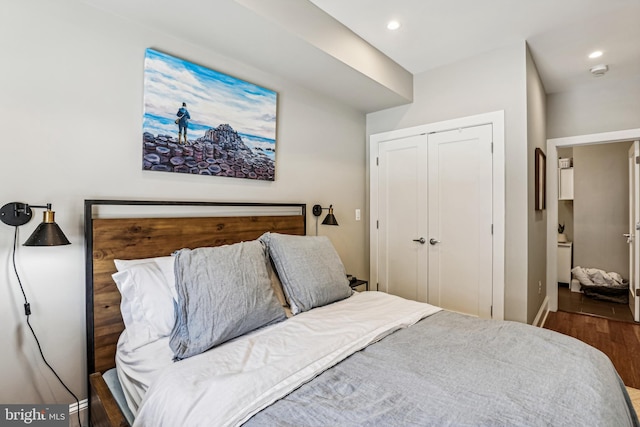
[142,48,277,180]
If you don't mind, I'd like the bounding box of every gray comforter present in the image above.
[245,311,639,426]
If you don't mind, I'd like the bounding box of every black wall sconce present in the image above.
[312,204,339,226]
[312,204,338,235]
[0,202,70,246]
[1,201,79,425]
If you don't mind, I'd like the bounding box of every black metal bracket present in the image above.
[0,202,33,226]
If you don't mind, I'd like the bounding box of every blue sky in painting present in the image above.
[142,48,277,153]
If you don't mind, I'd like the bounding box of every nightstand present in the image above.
[349,279,368,292]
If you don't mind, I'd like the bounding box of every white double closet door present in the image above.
[377,124,493,318]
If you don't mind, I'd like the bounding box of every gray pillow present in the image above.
[170,240,286,360]
[260,233,352,315]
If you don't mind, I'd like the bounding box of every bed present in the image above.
[85,200,639,427]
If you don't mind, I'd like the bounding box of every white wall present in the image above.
[525,46,548,324]
[0,0,367,412]
[545,73,639,316]
[547,77,640,139]
[367,42,530,322]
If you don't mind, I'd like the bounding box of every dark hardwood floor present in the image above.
[543,310,640,389]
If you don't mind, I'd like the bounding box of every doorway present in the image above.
[546,128,640,323]
[556,143,634,322]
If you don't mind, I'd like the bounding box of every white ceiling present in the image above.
[83,0,640,112]
[309,0,640,94]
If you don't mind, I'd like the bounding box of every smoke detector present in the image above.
[590,64,609,77]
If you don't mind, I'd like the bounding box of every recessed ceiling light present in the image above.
[387,20,400,30]
[588,50,603,59]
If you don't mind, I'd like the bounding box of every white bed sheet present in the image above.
[115,330,174,416]
[115,302,291,415]
[131,291,441,427]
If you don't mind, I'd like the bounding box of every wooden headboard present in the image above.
[85,200,306,375]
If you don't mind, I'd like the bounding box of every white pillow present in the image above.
[112,256,176,348]
[114,256,177,300]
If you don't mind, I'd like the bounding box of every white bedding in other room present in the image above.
[131,291,441,427]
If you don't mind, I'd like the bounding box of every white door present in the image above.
[376,125,493,318]
[427,125,493,317]
[378,135,428,301]
[628,141,640,322]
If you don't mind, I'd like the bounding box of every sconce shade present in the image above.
[321,215,338,225]
[23,210,71,246]
[321,205,338,226]
[322,214,338,225]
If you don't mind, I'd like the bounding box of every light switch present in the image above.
[355,209,361,221]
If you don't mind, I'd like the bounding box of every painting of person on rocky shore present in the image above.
[142,48,277,180]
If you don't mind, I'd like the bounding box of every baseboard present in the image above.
[533,296,550,327]
[68,399,88,427]
[69,398,88,414]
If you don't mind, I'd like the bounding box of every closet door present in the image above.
[377,135,428,301]
[426,125,493,318]
[374,125,493,318]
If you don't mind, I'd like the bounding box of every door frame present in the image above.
[628,142,640,322]
[545,128,640,312]
[369,110,505,320]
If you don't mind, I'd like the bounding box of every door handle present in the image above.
[412,237,426,244]
[429,238,441,245]
[624,233,634,243]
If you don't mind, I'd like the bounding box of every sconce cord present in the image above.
[11,227,83,427]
